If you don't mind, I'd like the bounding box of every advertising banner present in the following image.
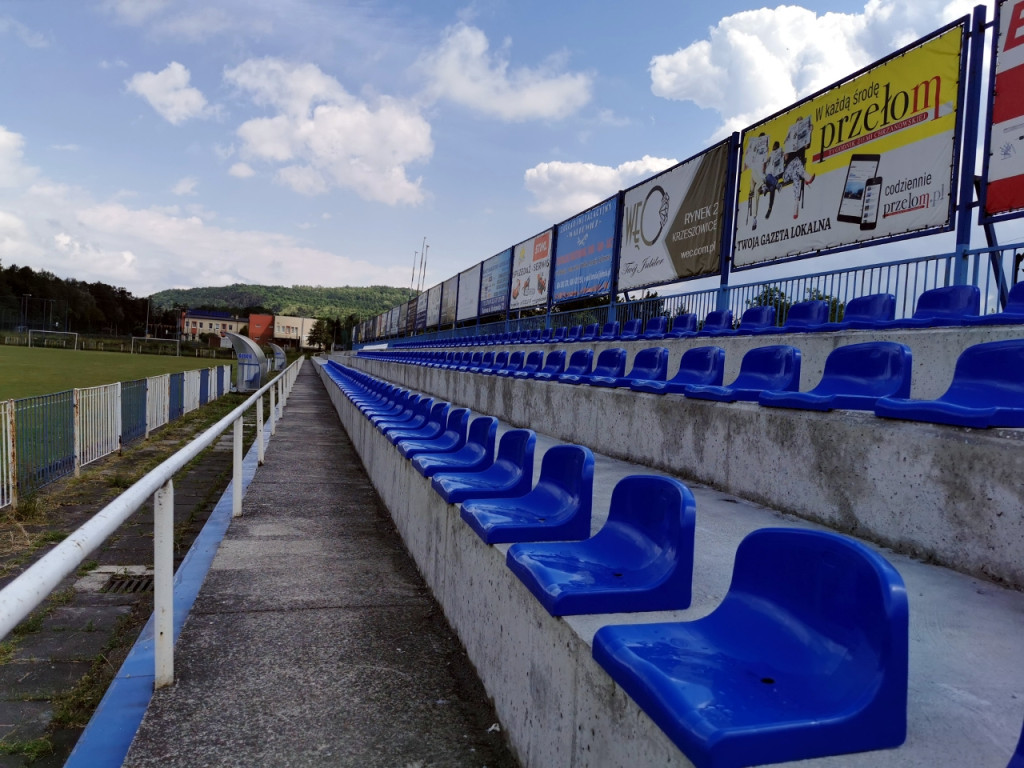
[480,248,512,315]
[456,263,482,321]
[415,291,428,330]
[440,275,459,325]
[374,314,383,339]
[552,196,618,301]
[426,284,442,328]
[617,142,730,292]
[397,302,408,336]
[984,0,1024,218]
[387,307,399,336]
[405,297,418,335]
[733,23,965,268]
[509,230,553,310]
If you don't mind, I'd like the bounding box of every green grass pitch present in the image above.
[0,346,232,401]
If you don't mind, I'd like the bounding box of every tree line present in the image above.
[0,262,418,342]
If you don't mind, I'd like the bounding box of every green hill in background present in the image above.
[150,284,418,320]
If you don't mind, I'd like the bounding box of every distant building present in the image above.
[248,313,274,345]
[181,309,244,341]
[273,315,318,348]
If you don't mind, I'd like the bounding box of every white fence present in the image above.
[184,369,201,414]
[76,383,121,471]
[1,364,232,511]
[0,400,13,509]
[147,374,171,434]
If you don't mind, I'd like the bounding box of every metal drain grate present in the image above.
[101,573,154,594]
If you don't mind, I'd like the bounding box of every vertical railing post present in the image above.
[256,394,265,466]
[270,385,277,435]
[232,415,243,517]
[5,401,17,510]
[73,388,81,478]
[154,478,174,688]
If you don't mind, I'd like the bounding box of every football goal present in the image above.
[28,330,79,350]
[131,337,181,356]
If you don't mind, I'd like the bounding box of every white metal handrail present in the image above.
[0,357,304,688]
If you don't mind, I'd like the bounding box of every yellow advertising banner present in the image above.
[733,23,965,267]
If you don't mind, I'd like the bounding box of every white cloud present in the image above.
[420,22,592,121]
[225,58,433,205]
[101,0,171,25]
[228,162,255,178]
[154,7,239,42]
[524,155,677,219]
[72,202,409,293]
[0,17,48,48]
[0,126,38,188]
[649,1,978,137]
[126,62,213,125]
[99,58,128,70]
[172,176,198,196]
[51,144,80,152]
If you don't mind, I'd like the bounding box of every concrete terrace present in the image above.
[119,365,516,767]
[114,349,1024,767]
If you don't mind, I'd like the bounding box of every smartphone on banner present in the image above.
[837,154,880,224]
[860,177,882,230]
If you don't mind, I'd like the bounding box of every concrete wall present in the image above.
[342,327,1024,589]
[317,363,689,767]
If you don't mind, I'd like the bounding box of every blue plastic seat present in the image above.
[518,349,566,380]
[641,316,669,340]
[695,309,734,336]
[882,285,980,328]
[457,352,483,371]
[686,345,801,402]
[1009,718,1024,768]
[565,325,583,342]
[759,341,911,411]
[540,348,591,381]
[631,346,726,395]
[965,281,1024,326]
[412,416,497,478]
[535,328,553,344]
[579,323,600,342]
[510,350,544,378]
[549,326,567,343]
[559,347,627,385]
[397,407,470,459]
[619,318,643,341]
[468,351,494,373]
[588,346,669,388]
[593,528,909,768]
[460,444,594,544]
[479,351,509,374]
[374,396,435,433]
[711,305,776,337]
[808,292,896,331]
[492,350,525,377]
[597,321,620,340]
[874,339,1024,427]
[753,299,828,335]
[665,313,698,338]
[387,401,450,444]
[506,475,695,615]
[431,429,536,504]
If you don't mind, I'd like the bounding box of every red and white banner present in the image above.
[986,0,1024,216]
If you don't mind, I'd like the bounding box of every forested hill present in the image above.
[150,284,418,319]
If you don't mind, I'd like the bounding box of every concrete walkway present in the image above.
[122,365,517,767]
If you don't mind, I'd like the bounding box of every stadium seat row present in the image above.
[359,337,1024,429]
[321,359,912,767]
[386,284,1024,349]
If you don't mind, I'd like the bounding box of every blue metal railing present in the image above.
[121,379,148,447]
[15,391,75,494]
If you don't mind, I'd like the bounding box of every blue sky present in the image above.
[0,0,991,297]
